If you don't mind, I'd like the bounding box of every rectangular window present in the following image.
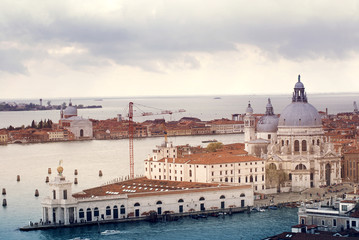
[212,171,214,176]
[63,190,67,200]
[333,219,337,227]
[352,221,357,227]
[220,171,222,175]
[342,205,348,211]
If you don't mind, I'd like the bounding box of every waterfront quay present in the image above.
[20,206,247,231]
[254,183,353,208]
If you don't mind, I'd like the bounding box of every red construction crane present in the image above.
[127,102,185,179]
[128,102,134,179]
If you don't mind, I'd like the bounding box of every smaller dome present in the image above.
[246,102,253,114]
[257,115,279,132]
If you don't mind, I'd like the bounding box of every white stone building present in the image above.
[145,143,266,192]
[244,75,342,192]
[41,166,253,225]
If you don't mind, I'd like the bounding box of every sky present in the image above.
[1,0,359,99]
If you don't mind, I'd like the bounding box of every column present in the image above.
[64,207,68,225]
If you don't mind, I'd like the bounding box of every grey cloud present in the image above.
[0,49,29,74]
[1,1,359,74]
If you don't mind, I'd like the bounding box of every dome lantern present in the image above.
[292,75,307,103]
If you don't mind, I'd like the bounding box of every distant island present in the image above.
[0,100,102,112]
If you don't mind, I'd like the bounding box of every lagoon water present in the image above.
[0,94,357,239]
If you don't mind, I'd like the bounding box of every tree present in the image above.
[266,166,288,192]
[7,125,14,130]
[38,120,43,129]
[31,120,36,128]
[207,142,223,152]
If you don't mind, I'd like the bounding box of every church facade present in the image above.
[245,76,342,192]
[59,101,93,139]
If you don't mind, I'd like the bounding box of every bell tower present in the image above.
[244,102,256,151]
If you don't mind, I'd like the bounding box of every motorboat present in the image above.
[100,230,121,235]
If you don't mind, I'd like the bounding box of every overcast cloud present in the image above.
[1,0,359,98]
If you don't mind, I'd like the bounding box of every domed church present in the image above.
[245,75,341,192]
[59,101,93,140]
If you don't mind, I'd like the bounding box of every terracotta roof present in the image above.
[155,152,260,165]
[72,177,251,199]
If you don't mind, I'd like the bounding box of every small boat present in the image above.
[268,206,278,210]
[202,139,218,143]
[258,208,266,212]
[100,230,121,235]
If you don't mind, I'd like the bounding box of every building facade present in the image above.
[41,166,253,225]
[59,101,93,140]
[145,143,266,192]
[245,76,342,192]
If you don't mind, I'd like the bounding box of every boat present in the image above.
[202,139,218,143]
[258,208,266,212]
[268,206,278,210]
[100,230,121,235]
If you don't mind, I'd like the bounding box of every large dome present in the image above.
[257,115,279,132]
[63,101,77,117]
[278,102,321,127]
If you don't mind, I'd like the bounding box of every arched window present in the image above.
[225,177,228,182]
[220,195,225,199]
[250,176,253,182]
[53,190,56,199]
[120,205,126,214]
[286,140,289,146]
[295,164,307,170]
[189,170,192,177]
[199,197,205,201]
[94,207,99,217]
[80,129,84,137]
[281,140,284,146]
[240,193,245,197]
[134,202,140,207]
[289,173,292,180]
[238,177,241,183]
[106,206,111,216]
[178,199,184,203]
[156,201,162,205]
[79,208,84,218]
[294,140,300,152]
[317,139,320,146]
[302,140,307,151]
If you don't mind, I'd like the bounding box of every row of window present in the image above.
[281,139,322,151]
[79,205,126,218]
[148,161,264,169]
[215,175,264,183]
